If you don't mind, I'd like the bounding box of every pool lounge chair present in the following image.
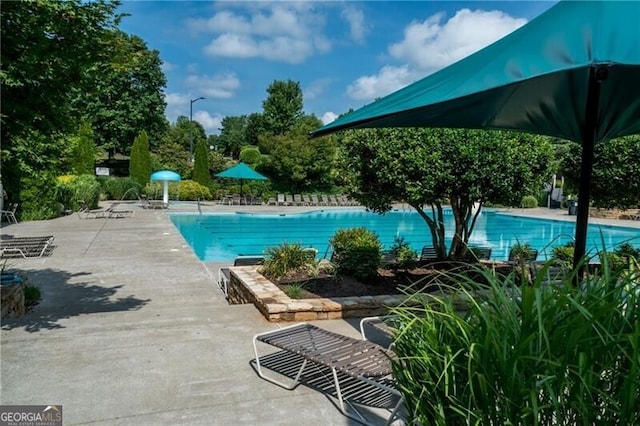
[293,194,303,206]
[78,200,109,219]
[105,203,135,218]
[218,256,265,297]
[420,246,438,263]
[1,203,18,223]
[285,194,295,206]
[253,323,403,425]
[0,235,55,258]
[277,194,286,206]
[310,194,320,206]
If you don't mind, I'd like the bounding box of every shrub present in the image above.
[24,285,41,308]
[391,262,640,425]
[615,242,640,261]
[192,140,212,188]
[261,243,316,280]
[144,180,211,201]
[239,146,262,167]
[56,174,101,211]
[551,241,574,265]
[20,173,62,220]
[129,130,151,186]
[509,241,536,263]
[100,177,142,200]
[390,237,417,268]
[521,195,538,208]
[330,227,382,281]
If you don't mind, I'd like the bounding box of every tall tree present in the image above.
[192,139,212,188]
[339,128,554,260]
[261,80,303,136]
[1,0,121,205]
[217,115,248,158]
[72,31,168,157]
[129,131,151,186]
[70,122,97,175]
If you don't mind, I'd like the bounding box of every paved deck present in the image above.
[1,202,638,425]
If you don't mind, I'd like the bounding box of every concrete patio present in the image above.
[1,202,638,425]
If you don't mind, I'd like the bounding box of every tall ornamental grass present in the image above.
[391,260,640,425]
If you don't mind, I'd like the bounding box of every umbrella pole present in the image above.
[573,66,608,283]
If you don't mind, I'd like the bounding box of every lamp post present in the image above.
[189,96,205,162]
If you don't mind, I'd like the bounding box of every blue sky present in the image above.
[118,1,557,134]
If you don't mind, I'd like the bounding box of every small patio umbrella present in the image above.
[311,0,640,273]
[215,162,268,200]
[150,170,181,205]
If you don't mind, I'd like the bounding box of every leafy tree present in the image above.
[129,131,151,186]
[245,113,265,148]
[154,141,190,179]
[561,135,640,209]
[262,79,303,136]
[192,139,211,188]
[70,122,97,175]
[217,115,248,158]
[339,128,554,260]
[239,146,262,168]
[208,150,227,175]
[263,115,336,192]
[1,0,121,209]
[73,31,168,157]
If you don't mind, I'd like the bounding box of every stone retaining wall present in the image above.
[1,281,25,318]
[227,266,412,322]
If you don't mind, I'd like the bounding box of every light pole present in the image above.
[189,96,205,162]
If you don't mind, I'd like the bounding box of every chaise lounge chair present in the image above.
[0,235,55,258]
[1,203,18,223]
[218,256,265,297]
[253,323,403,425]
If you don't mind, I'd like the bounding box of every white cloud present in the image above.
[161,61,175,73]
[184,73,241,99]
[189,3,331,64]
[346,65,417,101]
[193,110,223,135]
[321,111,339,125]
[164,92,191,123]
[389,9,527,73]
[341,6,367,43]
[304,78,332,100]
[345,8,527,103]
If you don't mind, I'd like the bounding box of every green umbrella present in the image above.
[311,0,640,273]
[215,162,268,200]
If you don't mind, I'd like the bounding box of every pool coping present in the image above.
[226,266,413,322]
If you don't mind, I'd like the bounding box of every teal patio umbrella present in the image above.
[311,0,640,273]
[215,162,268,200]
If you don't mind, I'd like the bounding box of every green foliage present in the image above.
[56,174,101,211]
[19,173,65,220]
[262,116,336,192]
[509,241,535,263]
[391,263,640,425]
[192,139,212,188]
[24,285,41,308]
[615,242,640,261]
[520,195,538,208]
[261,243,316,280]
[146,180,211,201]
[154,141,190,178]
[70,122,96,175]
[239,146,262,167]
[282,282,307,299]
[262,79,304,136]
[330,228,382,281]
[551,241,575,265]
[217,115,249,158]
[390,237,418,268]
[129,131,152,186]
[339,128,554,260]
[99,177,142,200]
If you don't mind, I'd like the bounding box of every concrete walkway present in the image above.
[1,203,638,425]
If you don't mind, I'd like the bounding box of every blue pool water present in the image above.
[169,209,640,262]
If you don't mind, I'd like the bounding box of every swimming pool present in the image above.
[169,209,640,262]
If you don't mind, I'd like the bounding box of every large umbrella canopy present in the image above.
[215,162,268,199]
[150,170,181,205]
[311,0,640,273]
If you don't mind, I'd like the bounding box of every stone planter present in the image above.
[1,274,25,318]
[227,266,413,322]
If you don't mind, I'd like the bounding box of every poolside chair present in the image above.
[277,194,286,206]
[253,323,403,425]
[105,202,135,219]
[320,194,330,206]
[78,200,108,219]
[302,194,311,206]
[419,246,438,263]
[328,195,339,206]
[1,203,18,223]
[267,197,277,206]
[285,194,295,206]
[0,235,55,258]
[465,246,492,262]
[293,194,303,206]
[218,256,265,297]
[310,194,320,206]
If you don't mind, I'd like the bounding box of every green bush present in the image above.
[615,242,640,261]
[330,227,382,281]
[20,173,63,220]
[261,243,316,280]
[391,262,640,425]
[521,195,538,208]
[390,237,417,268]
[56,174,101,211]
[130,130,151,186]
[551,241,574,265]
[239,146,262,167]
[144,180,212,201]
[100,177,142,200]
[24,285,41,308]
